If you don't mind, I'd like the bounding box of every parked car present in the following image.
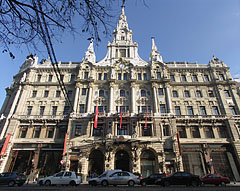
[0,172,26,187]
[140,173,166,186]
[37,171,81,186]
[201,174,230,186]
[89,170,122,186]
[157,172,201,187]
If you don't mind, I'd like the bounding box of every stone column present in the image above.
[165,84,173,114]
[86,85,93,113]
[73,87,80,113]
[152,85,159,114]
[131,83,136,114]
[109,83,114,113]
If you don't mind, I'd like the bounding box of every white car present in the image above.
[38,171,81,186]
[89,170,122,186]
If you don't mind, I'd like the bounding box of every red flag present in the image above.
[62,133,68,156]
[94,106,98,129]
[176,133,182,156]
[145,107,148,129]
[120,107,123,129]
[0,134,11,156]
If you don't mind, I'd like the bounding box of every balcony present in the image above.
[18,115,68,121]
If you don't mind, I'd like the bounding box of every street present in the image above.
[0,184,239,191]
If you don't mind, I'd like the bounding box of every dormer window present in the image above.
[121,36,125,40]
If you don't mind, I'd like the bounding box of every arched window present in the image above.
[99,90,104,97]
[141,90,146,97]
[120,90,125,97]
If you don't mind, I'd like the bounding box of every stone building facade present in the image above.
[1,7,240,182]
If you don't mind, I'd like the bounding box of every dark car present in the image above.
[0,172,26,187]
[157,172,201,187]
[140,173,166,186]
[201,174,230,186]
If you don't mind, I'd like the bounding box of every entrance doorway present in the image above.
[140,150,156,178]
[115,150,129,171]
[89,150,104,177]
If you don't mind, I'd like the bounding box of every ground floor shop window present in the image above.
[140,150,156,178]
[88,150,104,177]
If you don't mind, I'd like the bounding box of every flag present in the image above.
[62,133,68,156]
[120,107,123,129]
[0,134,11,156]
[145,107,148,129]
[176,133,182,156]
[94,105,98,129]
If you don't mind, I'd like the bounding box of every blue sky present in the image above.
[0,0,240,108]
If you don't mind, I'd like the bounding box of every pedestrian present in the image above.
[26,170,35,184]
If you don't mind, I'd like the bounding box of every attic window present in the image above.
[121,36,125,40]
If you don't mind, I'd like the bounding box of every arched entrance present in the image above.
[140,150,156,178]
[89,150,104,176]
[115,150,129,171]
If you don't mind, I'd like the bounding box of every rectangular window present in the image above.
[224,90,230,97]
[44,90,49,98]
[63,106,70,115]
[60,75,64,81]
[175,106,181,115]
[70,74,75,82]
[142,124,152,136]
[19,127,28,138]
[123,73,127,80]
[204,127,214,138]
[191,127,200,138]
[79,104,85,113]
[218,126,228,138]
[184,90,190,98]
[33,126,41,138]
[67,90,73,99]
[40,106,45,115]
[27,106,32,115]
[117,124,128,135]
[172,90,178,98]
[58,126,67,139]
[170,75,175,82]
[119,49,126,57]
[98,73,102,80]
[37,74,41,82]
[163,125,170,136]
[157,72,161,79]
[46,126,54,138]
[75,125,82,136]
[118,73,122,80]
[138,73,142,80]
[160,104,166,113]
[181,75,187,82]
[200,106,206,115]
[32,91,37,98]
[158,88,164,95]
[82,88,86,95]
[208,90,214,97]
[99,90,104,97]
[212,106,219,115]
[229,106,236,115]
[143,73,147,80]
[56,90,61,98]
[52,106,57,115]
[84,72,88,79]
[219,74,225,81]
[193,75,198,82]
[204,75,209,82]
[48,75,53,82]
[196,90,202,98]
[103,73,107,80]
[178,126,187,138]
[187,106,194,115]
[93,124,104,136]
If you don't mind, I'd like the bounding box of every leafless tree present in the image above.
[0,0,119,58]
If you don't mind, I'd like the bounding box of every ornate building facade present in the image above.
[1,7,240,182]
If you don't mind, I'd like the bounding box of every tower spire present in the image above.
[150,37,163,62]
